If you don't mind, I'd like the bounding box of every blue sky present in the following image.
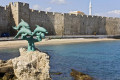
[0,0,120,17]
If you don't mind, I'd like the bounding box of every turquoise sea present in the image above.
[1,40,120,80]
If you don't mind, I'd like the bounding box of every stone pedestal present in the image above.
[12,48,51,80]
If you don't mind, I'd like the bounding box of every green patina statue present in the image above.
[13,19,48,51]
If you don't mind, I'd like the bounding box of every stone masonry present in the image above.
[0,2,120,36]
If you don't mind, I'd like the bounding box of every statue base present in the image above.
[12,48,51,80]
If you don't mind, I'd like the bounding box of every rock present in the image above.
[0,60,5,64]
[0,65,13,73]
[12,48,51,80]
[0,59,13,73]
[2,73,16,80]
[70,69,93,80]
[6,59,12,65]
[0,59,12,67]
[0,59,15,80]
[0,48,51,80]
[50,72,62,75]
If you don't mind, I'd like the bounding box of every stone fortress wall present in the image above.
[0,5,10,35]
[0,2,120,36]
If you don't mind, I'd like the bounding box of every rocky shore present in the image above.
[0,48,51,80]
[0,47,94,80]
[70,69,93,80]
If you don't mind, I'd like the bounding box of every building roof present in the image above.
[69,11,85,15]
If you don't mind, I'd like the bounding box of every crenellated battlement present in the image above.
[0,5,9,11]
[19,2,29,9]
[114,17,120,20]
[30,9,65,16]
[1,1,120,21]
[4,5,9,10]
[54,12,64,16]
[106,17,120,21]
[0,6,4,8]
[62,13,69,16]
[1,2,120,36]
[9,2,17,7]
[28,7,120,21]
[87,15,93,18]
[0,6,5,10]
[30,9,40,13]
[9,2,29,8]
[46,12,53,15]
[106,17,114,19]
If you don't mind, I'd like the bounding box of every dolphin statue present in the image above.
[40,33,45,38]
[13,19,30,30]
[34,32,45,42]
[14,27,32,39]
[32,25,48,36]
[36,32,45,38]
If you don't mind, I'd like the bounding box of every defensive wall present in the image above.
[0,2,120,36]
[0,5,10,35]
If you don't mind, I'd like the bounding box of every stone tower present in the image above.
[9,2,30,26]
[89,0,92,15]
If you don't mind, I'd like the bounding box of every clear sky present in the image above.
[0,0,120,17]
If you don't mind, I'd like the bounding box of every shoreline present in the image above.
[0,38,119,49]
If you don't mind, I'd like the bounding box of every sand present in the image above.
[0,38,119,49]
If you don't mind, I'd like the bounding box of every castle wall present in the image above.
[18,2,30,24]
[54,12,64,35]
[64,14,107,35]
[64,13,80,35]
[83,16,106,35]
[9,2,19,26]
[1,2,120,36]
[0,6,10,35]
[105,17,120,35]
[29,10,55,35]
[8,2,20,36]
[29,10,64,35]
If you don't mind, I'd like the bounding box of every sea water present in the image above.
[0,40,120,80]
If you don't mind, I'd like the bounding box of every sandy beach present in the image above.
[0,38,119,49]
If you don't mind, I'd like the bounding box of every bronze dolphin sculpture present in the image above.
[13,19,30,30]
[14,27,32,39]
[32,25,48,36]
